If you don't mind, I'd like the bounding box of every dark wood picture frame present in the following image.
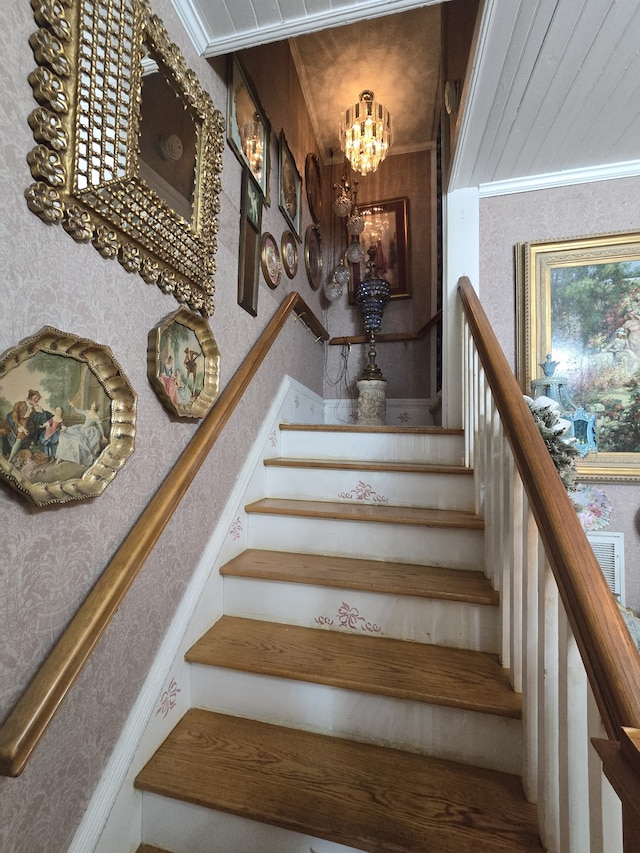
[238,168,263,316]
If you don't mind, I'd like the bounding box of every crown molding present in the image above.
[173,0,445,57]
[479,159,640,198]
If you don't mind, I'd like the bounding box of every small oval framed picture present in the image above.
[281,229,298,279]
[304,224,323,291]
[260,232,281,289]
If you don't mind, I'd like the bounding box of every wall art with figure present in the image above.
[0,327,136,505]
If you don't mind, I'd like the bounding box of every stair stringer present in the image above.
[68,376,323,853]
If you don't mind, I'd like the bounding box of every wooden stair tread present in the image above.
[136,846,173,853]
[221,549,498,605]
[135,709,543,853]
[264,456,473,475]
[279,423,464,435]
[186,616,520,718]
[245,497,484,529]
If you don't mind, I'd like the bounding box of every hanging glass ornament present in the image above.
[325,271,344,302]
[333,258,350,287]
[345,236,364,264]
[347,209,365,235]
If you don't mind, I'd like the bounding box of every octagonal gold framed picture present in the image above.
[0,327,137,506]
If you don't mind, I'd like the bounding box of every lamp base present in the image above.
[356,379,387,426]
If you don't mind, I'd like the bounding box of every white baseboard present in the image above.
[69,376,322,853]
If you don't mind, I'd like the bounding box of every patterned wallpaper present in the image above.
[0,1,323,850]
[480,177,640,612]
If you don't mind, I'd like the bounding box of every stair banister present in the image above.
[458,275,640,850]
[0,293,327,779]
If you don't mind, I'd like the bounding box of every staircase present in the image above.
[134,424,544,853]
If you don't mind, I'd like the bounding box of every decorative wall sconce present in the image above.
[339,90,392,176]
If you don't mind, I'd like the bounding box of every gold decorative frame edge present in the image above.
[147,307,221,419]
[25,0,225,317]
[0,326,137,506]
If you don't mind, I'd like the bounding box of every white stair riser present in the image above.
[142,793,365,853]
[222,577,499,652]
[247,514,485,570]
[264,465,475,510]
[189,666,522,775]
[280,429,465,465]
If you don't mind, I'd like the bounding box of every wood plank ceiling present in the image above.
[172,0,640,189]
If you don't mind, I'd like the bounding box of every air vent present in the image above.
[586,531,624,603]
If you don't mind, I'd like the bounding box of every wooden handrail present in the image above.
[0,293,327,777]
[329,310,442,346]
[458,276,640,740]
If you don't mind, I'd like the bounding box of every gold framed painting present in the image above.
[227,54,270,201]
[147,308,220,419]
[0,327,136,505]
[516,231,640,481]
[279,131,301,241]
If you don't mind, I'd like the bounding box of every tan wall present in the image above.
[0,2,323,850]
[480,177,640,612]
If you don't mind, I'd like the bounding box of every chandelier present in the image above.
[339,90,392,176]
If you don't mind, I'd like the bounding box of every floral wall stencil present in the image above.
[229,516,244,540]
[156,678,181,719]
[316,602,381,634]
[338,480,388,503]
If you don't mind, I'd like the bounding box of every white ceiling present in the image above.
[172,0,640,191]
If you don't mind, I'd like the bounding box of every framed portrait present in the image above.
[279,131,302,241]
[305,153,323,224]
[261,232,281,289]
[227,54,270,201]
[281,230,298,279]
[516,231,640,481]
[147,308,221,419]
[238,168,263,316]
[0,327,136,506]
[347,197,411,303]
[304,225,323,291]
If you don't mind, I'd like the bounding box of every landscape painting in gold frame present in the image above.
[516,231,640,481]
[0,327,136,505]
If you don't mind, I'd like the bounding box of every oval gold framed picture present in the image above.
[281,229,298,279]
[305,152,322,224]
[304,224,323,291]
[260,232,281,289]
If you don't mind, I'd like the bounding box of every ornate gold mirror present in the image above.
[26,0,224,316]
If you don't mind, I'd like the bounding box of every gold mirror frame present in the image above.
[25,0,225,316]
